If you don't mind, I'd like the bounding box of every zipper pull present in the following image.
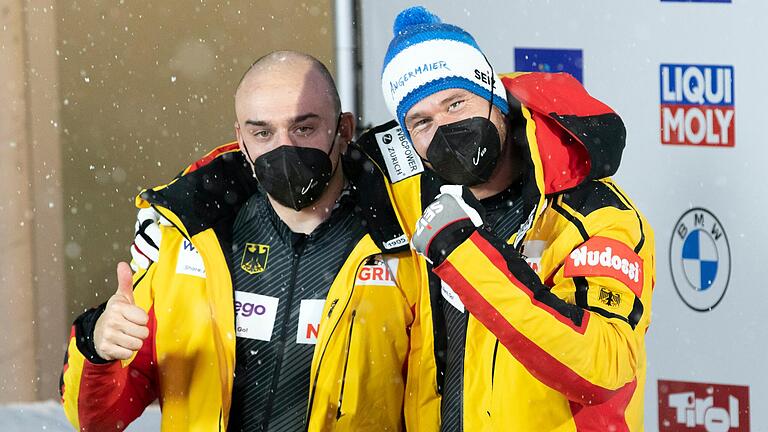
[291,232,307,256]
[327,298,339,318]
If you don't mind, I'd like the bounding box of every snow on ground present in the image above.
[0,400,160,431]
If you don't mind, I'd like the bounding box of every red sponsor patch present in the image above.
[564,236,644,297]
[658,379,750,431]
[356,263,396,286]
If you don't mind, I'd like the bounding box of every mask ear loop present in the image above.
[481,52,495,121]
[240,137,258,179]
[326,113,343,178]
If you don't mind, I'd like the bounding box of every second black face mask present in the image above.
[426,116,501,186]
[253,146,333,211]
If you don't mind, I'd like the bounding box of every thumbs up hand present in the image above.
[93,262,150,361]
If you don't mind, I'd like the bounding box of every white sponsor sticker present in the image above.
[513,200,547,249]
[384,256,399,279]
[374,125,424,183]
[234,291,279,342]
[176,239,206,277]
[441,280,465,313]
[296,299,325,345]
[522,240,547,274]
[383,234,409,250]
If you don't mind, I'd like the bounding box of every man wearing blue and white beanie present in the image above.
[381,7,510,140]
[369,6,655,432]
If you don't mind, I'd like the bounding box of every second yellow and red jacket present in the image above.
[356,71,655,431]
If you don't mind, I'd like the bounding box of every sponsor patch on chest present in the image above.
[564,236,644,296]
[240,243,270,275]
[296,299,325,345]
[234,291,279,342]
[356,257,398,286]
[176,239,206,277]
[522,240,548,274]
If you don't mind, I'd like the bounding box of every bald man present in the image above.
[60,52,419,431]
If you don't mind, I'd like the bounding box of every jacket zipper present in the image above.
[150,203,229,430]
[261,244,304,430]
[491,339,499,388]
[327,298,339,318]
[304,257,368,431]
[336,310,357,420]
[487,339,500,418]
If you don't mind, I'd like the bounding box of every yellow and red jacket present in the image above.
[60,145,421,431]
[356,72,655,431]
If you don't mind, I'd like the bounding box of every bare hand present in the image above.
[93,262,150,361]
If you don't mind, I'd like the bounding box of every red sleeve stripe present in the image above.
[436,258,616,404]
[569,379,636,431]
[469,231,590,334]
[182,142,240,175]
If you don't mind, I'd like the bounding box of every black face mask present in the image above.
[426,115,501,186]
[243,117,340,211]
[425,53,502,186]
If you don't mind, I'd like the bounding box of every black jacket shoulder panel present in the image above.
[559,179,630,217]
[141,151,258,237]
[355,120,400,182]
[550,112,626,180]
[343,141,410,253]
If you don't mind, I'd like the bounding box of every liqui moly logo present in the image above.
[564,236,644,296]
[660,64,735,147]
[659,380,750,431]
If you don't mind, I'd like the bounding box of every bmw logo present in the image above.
[669,208,731,311]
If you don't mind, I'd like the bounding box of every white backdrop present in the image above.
[359,1,764,430]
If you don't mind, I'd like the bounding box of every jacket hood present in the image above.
[135,143,257,240]
[500,72,626,196]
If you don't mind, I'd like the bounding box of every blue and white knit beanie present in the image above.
[381,6,509,134]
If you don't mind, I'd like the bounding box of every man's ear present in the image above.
[338,112,356,153]
[234,121,244,148]
[234,122,257,178]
